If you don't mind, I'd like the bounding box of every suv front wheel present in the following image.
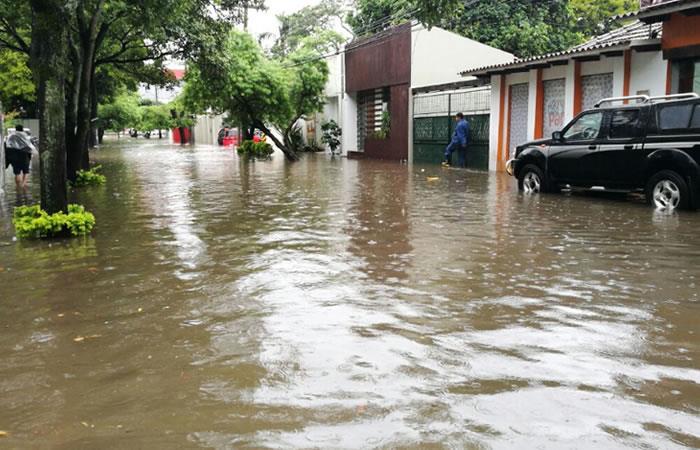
[645,170,690,211]
[518,164,549,194]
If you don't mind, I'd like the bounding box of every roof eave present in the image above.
[638,0,700,23]
[459,43,634,78]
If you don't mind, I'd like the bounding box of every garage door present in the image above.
[508,83,529,159]
[543,78,566,140]
[581,73,613,112]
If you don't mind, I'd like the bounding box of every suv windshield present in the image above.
[564,112,603,141]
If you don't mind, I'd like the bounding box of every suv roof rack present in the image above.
[648,93,699,103]
[595,95,650,108]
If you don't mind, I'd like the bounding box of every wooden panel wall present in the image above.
[345,24,412,93]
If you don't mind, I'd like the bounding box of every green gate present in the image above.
[413,89,490,170]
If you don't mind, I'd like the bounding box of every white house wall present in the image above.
[411,25,514,89]
[342,93,358,153]
[484,49,669,171]
[630,51,666,96]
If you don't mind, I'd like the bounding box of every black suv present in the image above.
[507,94,700,211]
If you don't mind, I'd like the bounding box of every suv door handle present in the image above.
[588,145,597,150]
[624,144,634,150]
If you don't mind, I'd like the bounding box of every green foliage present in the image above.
[350,0,637,58]
[0,49,34,110]
[98,91,142,132]
[13,204,96,239]
[185,29,330,159]
[237,140,274,159]
[139,104,173,132]
[569,0,638,38]
[71,165,107,188]
[348,0,412,36]
[372,111,391,140]
[321,120,342,154]
[272,0,347,57]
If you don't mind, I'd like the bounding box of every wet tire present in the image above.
[518,164,548,194]
[645,170,690,211]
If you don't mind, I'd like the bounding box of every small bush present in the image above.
[237,140,274,159]
[72,165,106,187]
[13,204,96,239]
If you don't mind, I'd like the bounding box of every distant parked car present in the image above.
[218,127,239,146]
[507,93,700,211]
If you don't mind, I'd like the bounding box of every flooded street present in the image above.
[0,140,699,449]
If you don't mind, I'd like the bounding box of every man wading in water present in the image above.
[442,112,470,167]
[4,124,36,191]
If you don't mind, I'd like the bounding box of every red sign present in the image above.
[640,0,676,8]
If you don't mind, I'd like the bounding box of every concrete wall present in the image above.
[193,115,223,146]
[630,51,667,96]
[342,92,358,153]
[411,25,514,90]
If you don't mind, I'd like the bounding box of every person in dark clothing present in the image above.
[443,113,470,167]
[4,124,36,190]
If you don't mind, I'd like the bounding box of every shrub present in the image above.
[71,165,106,187]
[13,204,96,239]
[321,120,342,154]
[237,140,274,159]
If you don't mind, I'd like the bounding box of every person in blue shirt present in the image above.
[443,113,470,167]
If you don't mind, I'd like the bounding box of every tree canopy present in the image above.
[185,30,330,160]
[350,0,639,57]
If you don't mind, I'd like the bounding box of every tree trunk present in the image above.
[0,101,5,192]
[98,128,104,144]
[30,0,68,214]
[253,120,299,162]
[89,79,98,148]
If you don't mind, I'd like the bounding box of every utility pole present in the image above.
[243,5,248,31]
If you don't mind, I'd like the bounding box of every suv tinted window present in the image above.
[610,109,641,139]
[563,112,603,141]
[658,103,693,130]
[690,104,700,129]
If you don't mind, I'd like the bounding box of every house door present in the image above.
[543,79,566,140]
[581,73,613,112]
[508,83,529,159]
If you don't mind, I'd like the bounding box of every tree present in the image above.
[442,1,579,57]
[185,30,330,161]
[569,0,638,38]
[0,49,34,113]
[0,0,265,180]
[140,104,173,138]
[28,0,68,214]
[97,91,141,136]
[272,0,348,57]
[349,0,637,58]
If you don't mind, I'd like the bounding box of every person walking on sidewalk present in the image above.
[443,113,470,167]
[4,124,36,190]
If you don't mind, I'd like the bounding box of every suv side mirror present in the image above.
[552,131,563,142]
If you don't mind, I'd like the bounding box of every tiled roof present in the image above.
[460,20,662,77]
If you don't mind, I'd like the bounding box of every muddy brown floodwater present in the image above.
[0,140,699,449]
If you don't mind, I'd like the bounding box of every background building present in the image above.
[341,23,514,163]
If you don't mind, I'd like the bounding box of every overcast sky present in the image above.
[247,0,324,38]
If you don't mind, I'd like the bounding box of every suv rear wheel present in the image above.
[518,164,548,194]
[645,170,690,211]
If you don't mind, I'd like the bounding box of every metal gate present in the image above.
[413,88,490,169]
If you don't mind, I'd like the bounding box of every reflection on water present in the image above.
[0,140,699,449]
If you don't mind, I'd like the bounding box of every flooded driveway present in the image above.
[0,140,698,449]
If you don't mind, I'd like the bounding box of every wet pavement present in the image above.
[0,139,698,449]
